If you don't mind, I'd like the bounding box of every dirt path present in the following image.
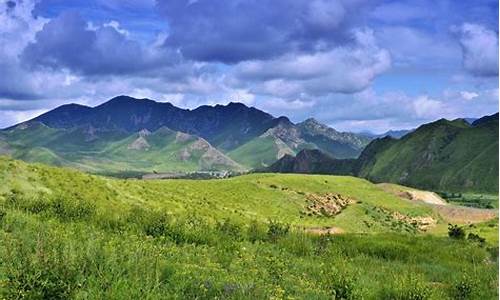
[406,190,448,205]
[377,183,497,224]
[304,226,344,235]
[377,183,447,205]
[433,205,497,224]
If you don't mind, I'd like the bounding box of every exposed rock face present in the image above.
[304,193,355,217]
[176,136,243,170]
[200,147,241,170]
[138,129,151,137]
[261,118,306,150]
[175,132,192,143]
[127,136,150,150]
[298,118,370,150]
[274,138,295,159]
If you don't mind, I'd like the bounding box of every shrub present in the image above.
[448,224,465,239]
[0,207,6,223]
[143,212,170,237]
[323,268,361,300]
[267,220,289,242]
[314,234,333,256]
[247,220,266,243]
[216,218,242,241]
[51,196,96,221]
[450,275,476,299]
[467,233,485,245]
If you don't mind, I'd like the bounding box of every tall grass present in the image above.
[0,198,497,299]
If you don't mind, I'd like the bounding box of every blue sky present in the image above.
[0,0,498,133]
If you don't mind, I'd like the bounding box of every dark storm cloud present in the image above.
[157,0,373,63]
[22,11,177,76]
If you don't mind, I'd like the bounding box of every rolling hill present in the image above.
[267,114,499,193]
[1,96,370,173]
[0,156,497,298]
[0,122,243,174]
[227,117,370,168]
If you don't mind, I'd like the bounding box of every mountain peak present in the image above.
[227,102,249,108]
[275,116,293,125]
[101,95,157,106]
[303,117,320,125]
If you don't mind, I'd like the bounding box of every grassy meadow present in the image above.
[0,156,497,299]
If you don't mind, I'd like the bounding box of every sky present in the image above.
[0,0,498,133]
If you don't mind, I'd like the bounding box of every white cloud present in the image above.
[227,89,256,106]
[455,23,499,77]
[260,98,316,111]
[233,28,391,97]
[103,20,130,37]
[459,91,479,101]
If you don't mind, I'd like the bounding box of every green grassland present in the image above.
[228,135,285,168]
[1,124,243,175]
[359,118,499,193]
[0,156,497,299]
[438,192,499,209]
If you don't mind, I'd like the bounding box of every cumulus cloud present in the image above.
[232,28,391,96]
[455,23,499,77]
[371,1,436,23]
[157,0,368,63]
[0,0,497,132]
[459,91,479,101]
[22,12,180,75]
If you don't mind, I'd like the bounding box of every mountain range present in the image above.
[0,96,370,174]
[267,113,499,193]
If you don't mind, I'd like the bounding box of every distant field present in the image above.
[438,192,499,209]
[0,156,497,298]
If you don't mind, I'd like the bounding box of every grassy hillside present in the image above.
[229,118,369,169]
[1,123,243,174]
[227,135,293,168]
[0,156,497,298]
[359,116,498,193]
[269,115,499,194]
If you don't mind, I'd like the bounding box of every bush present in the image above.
[467,233,485,245]
[0,207,6,222]
[450,275,476,299]
[51,196,96,221]
[216,218,242,241]
[143,212,170,237]
[247,220,266,243]
[323,268,361,300]
[267,220,290,242]
[448,224,465,239]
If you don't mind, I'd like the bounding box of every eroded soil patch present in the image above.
[304,226,344,235]
[304,193,355,217]
[365,205,436,232]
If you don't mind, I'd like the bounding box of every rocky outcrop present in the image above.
[304,193,355,217]
[127,136,150,150]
